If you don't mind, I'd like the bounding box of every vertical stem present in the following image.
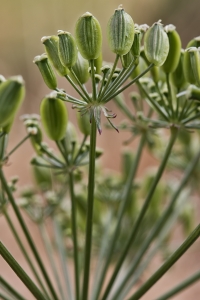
[0,242,46,300]
[0,169,59,300]
[101,127,178,300]
[69,172,80,300]
[127,224,200,300]
[81,117,97,300]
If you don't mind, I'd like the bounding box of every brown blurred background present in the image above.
[0,0,200,299]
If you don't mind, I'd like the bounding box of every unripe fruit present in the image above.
[183,37,200,85]
[171,50,186,89]
[131,29,141,57]
[41,35,68,76]
[76,111,91,136]
[107,6,135,55]
[69,52,90,84]
[40,92,68,141]
[144,21,169,66]
[162,25,181,73]
[0,76,25,128]
[75,12,102,60]
[187,47,200,87]
[94,53,103,74]
[58,31,78,68]
[121,50,134,69]
[33,54,57,90]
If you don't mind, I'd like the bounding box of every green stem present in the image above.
[1,277,26,300]
[127,224,200,300]
[81,117,97,300]
[166,73,175,118]
[3,209,51,300]
[74,135,88,164]
[69,172,80,300]
[93,133,146,300]
[70,68,91,101]
[0,168,59,300]
[65,75,89,103]
[0,242,46,300]
[101,127,178,300]
[114,95,135,121]
[90,59,97,101]
[110,148,200,299]
[182,111,200,124]
[156,271,200,300]
[105,63,154,103]
[39,222,65,300]
[4,134,30,160]
[0,292,12,300]
[53,219,73,300]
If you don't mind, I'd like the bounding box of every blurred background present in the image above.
[0,0,200,299]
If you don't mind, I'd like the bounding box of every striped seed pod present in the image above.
[41,35,68,76]
[33,54,57,90]
[58,30,78,69]
[171,50,186,89]
[107,6,135,55]
[121,50,134,69]
[69,52,90,84]
[131,28,141,57]
[76,111,91,136]
[0,76,25,128]
[40,91,68,141]
[162,25,181,73]
[186,47,200,87]
[75,12,102,60]
[183,37,200,85]
[144,21,169,66]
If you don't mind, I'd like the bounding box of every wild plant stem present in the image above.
[81,117,97,300]
[156,271,200,300]
[0,241,46,300]
[3,209,51,300]
[93,133,146,300]
[1,277,26,300]
[4,134,30,159]
[127,224,200,300]
[0,168,59,300]
[101,127,178,300]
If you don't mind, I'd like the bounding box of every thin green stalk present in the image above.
[81,117,97,300]
[69,172,80,300]
[166,73,175,118]
[99,54,119,100]
[53,219,73,300]
[105,63,154,103]
[3,209,51,300]
[39,222,66,300]
[0,168,59,300]
[127,224,200,300]
[114,95,136,121]
[74,135,88,164]
[110,148,200,299]
[101,128,178,300]
[156,271,200,300]
[65,75,89,103]
[4,134,30,159]
[90,59,97,101]
[155,83,171,118]
[182,111,200,124]
[70,68,91,101]
[0,292,12,300]
[1,277,26,300]
[0,242,46,300]
[93,133,146,300]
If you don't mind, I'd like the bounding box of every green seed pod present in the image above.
[183,37,200,85]
[187,36,200,48]
[94,53,103,74]
[162,25,181,73]
[62,121,78,154]
[76,111,91,136]
[140,47,160,83]
[57,30,78,68]
[121,50,134,69]
[144,21,169,66]
[41,36,68,76]
[33,54,57,90]
[107,6,135,55]
[40,91,68,141]
[69,52,90,84]
[31,156,53,191]
[75,12,102,60]
[25,121,43,155]
[0,76,25,128]
[131,29,141,57]
[171,50,186,89]
[187,47,200,87]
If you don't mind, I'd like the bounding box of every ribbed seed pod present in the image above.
[40,91,68,141]
[187,47,200,87]
[131,29,141,57]
[183,37,200,85]
[121,50,134,68]
[76,111,91,136]
[144,21,169,66]
[171,50,186,89]
[94,53,103,74]
[107,6,135,55]
[75,12,102,60]
[69,52,90,84]
[162,25,181,73]
[58,31,78,68]
[33,54,57,90]
[41,36,68,76]
[0,76,25,127]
